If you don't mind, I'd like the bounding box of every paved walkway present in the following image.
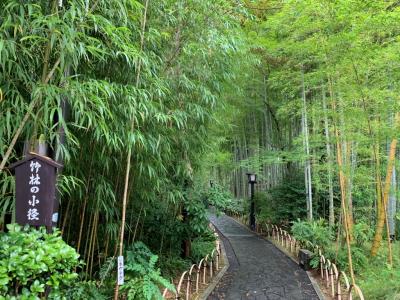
[208,214,319,300]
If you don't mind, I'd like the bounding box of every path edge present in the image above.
[227,214,325,300]
[198,222,230,300]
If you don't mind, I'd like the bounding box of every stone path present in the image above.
[208,214,319,300]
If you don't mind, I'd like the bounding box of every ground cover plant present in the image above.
[0,225,80,299]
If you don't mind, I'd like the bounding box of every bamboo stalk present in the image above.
[61,199,71,236]
[302,71,313,220]
[335,123,356,285]
[76,149,95,254]
[329,76,355,285]
[132,204,144,244]
[345,141,354,235]
[113,1,149,299]
[104,232,110,262]
[84,210,95,278]
[322,86,335,226]
[89,211,99,277]
[371,113,399,259]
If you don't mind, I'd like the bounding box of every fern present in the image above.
[121,242,175,300]
[65,280,107,300]
[143,276,153,300]
[99,257,116,286]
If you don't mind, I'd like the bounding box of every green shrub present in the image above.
[359,264,400,299]
[184,184,233,240]
[255,175,307,224]
[291,220,369,274]
[121,242,175,300]
[158,255,190,279]
[352,222,373,248]
[207,184,233,213]
[190,236,216,263]
[65,280,107,300]
[335,246,367,274]
[0,224,80,299]
[225,198,246,215]
[291,219,333,250]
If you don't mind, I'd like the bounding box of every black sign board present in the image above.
[9,153,62,227]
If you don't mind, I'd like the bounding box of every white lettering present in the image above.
[30,186,39,193]
[29,174,41,185]
[28,195,39,207]
[30,161,42,173]
[27,208,39,220]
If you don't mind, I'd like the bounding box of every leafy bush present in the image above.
[158,255,190,279]
[359,263,400,299]
[190,235,216,263]
[184,184,233,238]
[225,198,246,215]
[65,280,107,300]
[185,196,209,236]
[255,175,307,224]
[291,219,368,273]
[291,219,333,250]
[121,242,175,300]
[352,222,373,248]
[0,224,80,299]
[207,184,233,212]
[138,201,184,260]
[335,246,367,274]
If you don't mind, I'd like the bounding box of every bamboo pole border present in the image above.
[226,212,365,300]
[162,223,222,299]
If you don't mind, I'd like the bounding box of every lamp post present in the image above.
[247,173,257,231]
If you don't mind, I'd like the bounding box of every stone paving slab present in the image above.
[208,214,319,300]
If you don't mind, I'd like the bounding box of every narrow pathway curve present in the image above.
[208,214,319,300]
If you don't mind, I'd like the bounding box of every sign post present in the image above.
[117,256,124,286]
[9,153,62,231]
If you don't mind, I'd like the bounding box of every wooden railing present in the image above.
[162,224,222,300]
[266,223,364,300]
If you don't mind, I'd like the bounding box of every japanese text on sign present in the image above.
[27,160,41,221]
[117,256,124,285]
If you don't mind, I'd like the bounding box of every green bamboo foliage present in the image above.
[0,0,244,289]
[208,0,400,278]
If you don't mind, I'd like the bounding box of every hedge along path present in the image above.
[162,223,222,300]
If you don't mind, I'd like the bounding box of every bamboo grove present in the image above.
[0,0,247,298]
[1,0,400,299]
[206,0,400,297]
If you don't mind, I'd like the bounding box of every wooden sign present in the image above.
[9,153,62,227]
[117,256,124,285]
